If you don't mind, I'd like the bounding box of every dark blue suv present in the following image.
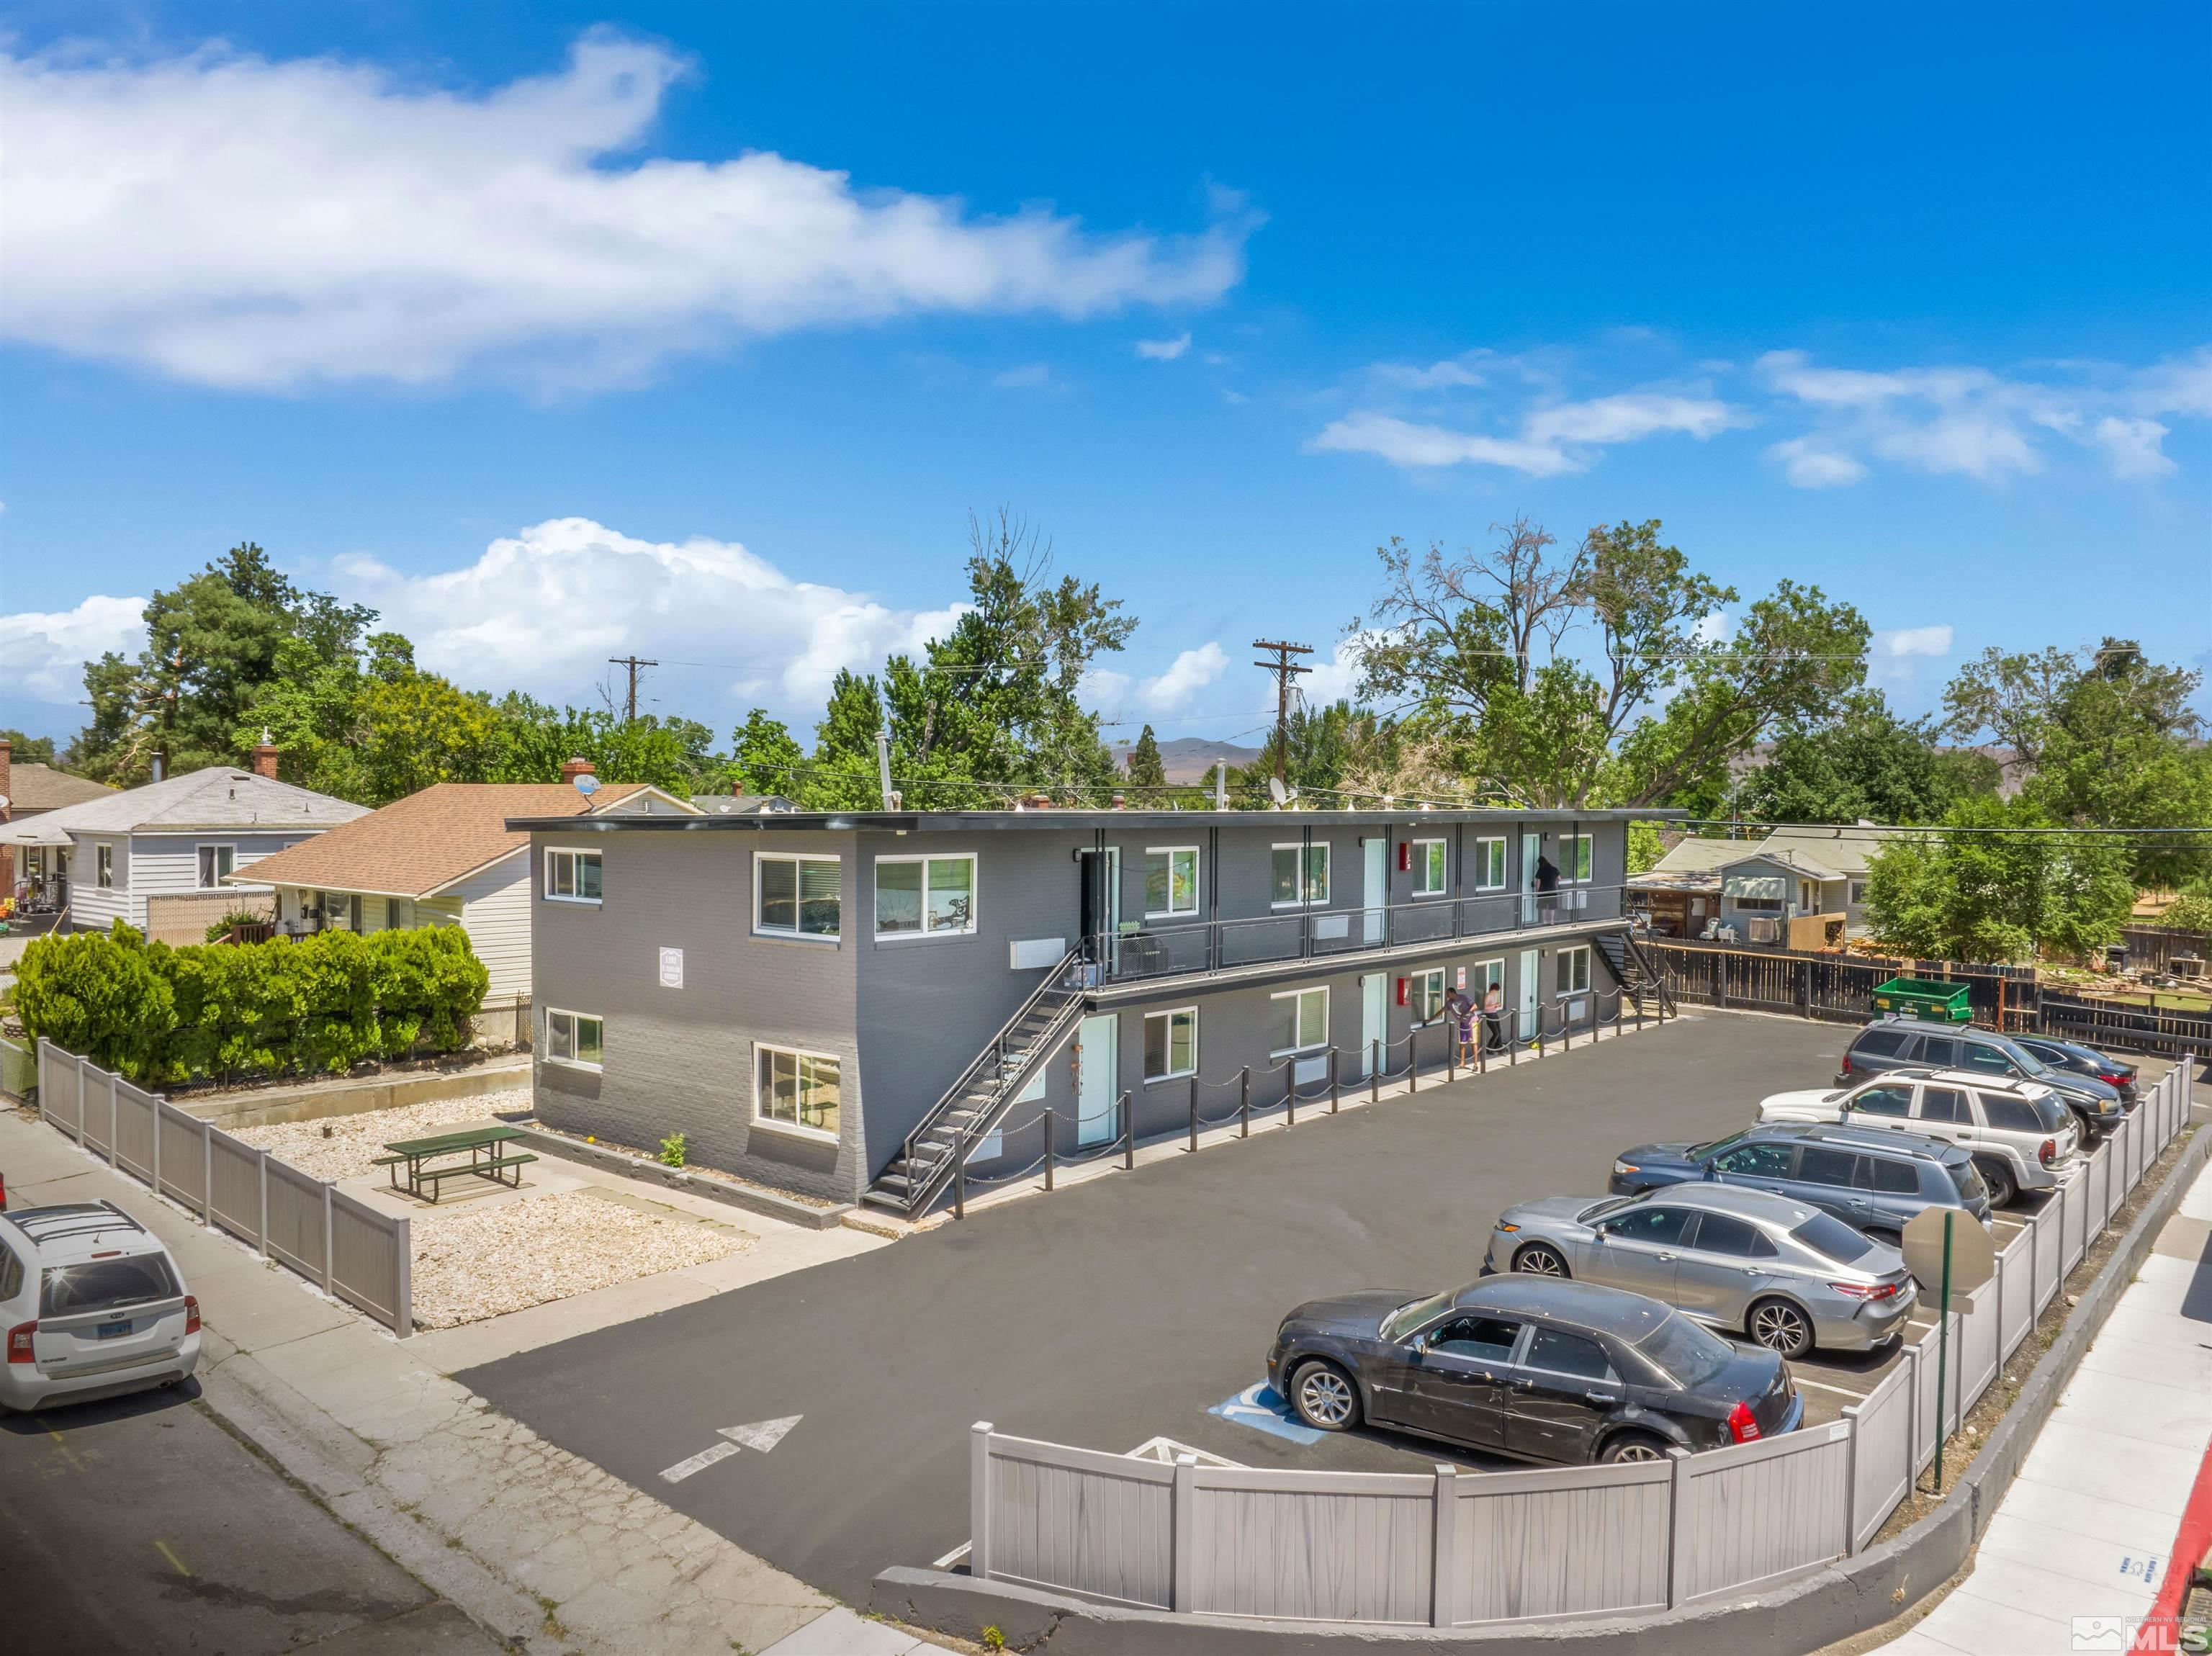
[1610,1122,1992,1245]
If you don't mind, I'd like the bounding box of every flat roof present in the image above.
[505,806,1683,834]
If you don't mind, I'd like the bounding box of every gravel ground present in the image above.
[230,1089,534,1182]
[409,1192,753,1330]
[234,1089,757,1329]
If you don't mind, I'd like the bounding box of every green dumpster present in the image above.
[1869,977,1972,1023]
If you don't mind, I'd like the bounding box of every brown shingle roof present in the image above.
[236,783,662,899]
[6,763,117,814]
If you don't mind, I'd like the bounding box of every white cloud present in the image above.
[1875,625,1955,659]
[1371,354,1488,390]
[0,594,147,703]
[0,35,1249,390]
[1759,348,2207,486]
[1140,642,1228,711]
[992,362,1055,390]
[336,517,964,712]
[1766,437,1869,488]
[1310,390,1739,477]
[1136,332,1191,361]
[1296,637,1371,708]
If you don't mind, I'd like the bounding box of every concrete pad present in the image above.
[1915,1575,2098,1655]
[1993,1475,2193,1557]
[1974,1510,2169,1603]
[2013,1419,2206,1511]
[2074,1328,2212,1392]
[1878,1630,1976,1656]
[2176,1161,2212,1223]
[2152,1212,2212,1262]
[759,1606,931,1655]
[2038,1370,2212,1452]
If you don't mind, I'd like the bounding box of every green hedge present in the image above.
[14,920,490,1085]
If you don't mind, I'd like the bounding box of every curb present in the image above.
[872,1116,2209,1655]
[502,1124,855,1230]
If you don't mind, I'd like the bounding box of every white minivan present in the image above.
[1,1202,202,1412]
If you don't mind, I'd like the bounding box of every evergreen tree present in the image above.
[1125,725,1167,789]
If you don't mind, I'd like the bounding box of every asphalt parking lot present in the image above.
[462,1011,1873,1603]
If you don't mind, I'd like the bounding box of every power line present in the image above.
[1251,639,1313,789]
[1678,817,2212,838]
[608,655,657,722]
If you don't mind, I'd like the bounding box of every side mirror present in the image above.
[1701,1164,1718,1181]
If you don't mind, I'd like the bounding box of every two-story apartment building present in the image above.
[514,806,1669,1214]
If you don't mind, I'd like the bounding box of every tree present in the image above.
[1737,692,1977,824]
[729,708,806,796]
[1861,797,2135,964]
[0,729,58,765]
[1125,725,1167,789]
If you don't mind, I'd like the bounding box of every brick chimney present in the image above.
[251,729,281,780]
[560,757,597,783]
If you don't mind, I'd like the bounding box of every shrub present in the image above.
[659,1132,688,1168]
[15,922,489,1085]
[202,908,272,944]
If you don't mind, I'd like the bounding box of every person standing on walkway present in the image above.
[1445,984,1475,1066]
[1482,980,1505,1053]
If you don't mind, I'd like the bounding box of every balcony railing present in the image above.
[1087,883,1628,985]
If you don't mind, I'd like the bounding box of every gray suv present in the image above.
[1609,1122,1992,1246]
[1838,1020,2125,1137]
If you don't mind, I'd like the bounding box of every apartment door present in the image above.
[1363,835,1388,945]
[1076,847,1121,966]
[1519,832,1541,925]
[1359,972,1386,1076]
[1074,1012,1119,1146]
[1517,949,1540,1042]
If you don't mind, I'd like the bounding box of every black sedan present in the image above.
[1264,1277,1801,1465]
[2010,1035,2139,1105]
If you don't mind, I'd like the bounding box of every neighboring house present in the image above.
[240,766,698,1045]
[2,747,367,941]
[514,804,1670,1210]
[687,793,799,816]
[0,738,117,905]
[1632,824,1896,946]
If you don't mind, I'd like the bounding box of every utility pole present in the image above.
[1251,639,1313,789]
[608,655,658,723]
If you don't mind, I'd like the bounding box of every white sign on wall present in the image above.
[659,947,684,989]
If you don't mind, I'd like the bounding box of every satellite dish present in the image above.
[1267,776,1287,806]
[573,773,600,797]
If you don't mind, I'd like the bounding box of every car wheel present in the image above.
[1601,1430,1669,1464]
[1290,1360,1362,1433]
[1514,1243,1570,1278]
[1748,1297,1814,1359]
[1976,1158,2018,1209]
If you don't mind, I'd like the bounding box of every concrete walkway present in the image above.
[1881,1153,2212,1655]
[0,1104,958,1656]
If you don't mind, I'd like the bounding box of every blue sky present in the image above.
[4,1,2208,754]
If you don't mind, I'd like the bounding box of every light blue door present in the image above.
[1074,1013,1118,1146]
[1517,949,1540,1042]
[1364,835,1388,945]
[1360,973,1386,1076]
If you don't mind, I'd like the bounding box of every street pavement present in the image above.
[461,1011,1848,1603]
[0,1381,498,1655]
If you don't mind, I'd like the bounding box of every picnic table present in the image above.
[372,1125,536,1204]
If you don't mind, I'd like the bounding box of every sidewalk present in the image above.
[0,1103,959,1656]
[1881,1153,2212,1655]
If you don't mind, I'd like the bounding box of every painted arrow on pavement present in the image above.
[659,1416,804,1484]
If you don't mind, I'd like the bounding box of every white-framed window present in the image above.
[1555,945,1591,996]
[1562,834,1593,883]
[1473,958,1506,1009]
[757,852,842,939]
[545,1009,604,1071]
[1270,985,1330,1054]
[1143,847,1200,918]
[1143,1007,1198,1081]
[1473,837,1507,891]
[1271,842,1331,906]
[96,844,114,888]
[754,1043,841,1140]
[1849,880,1869,905]
[197,844,236,889]
[544,847,603,904]
[1732,896,1784,914]
[1411,837,1448,898]
[1408,966,1447,1025]
[24,848,42,881]
[875,853,976,937]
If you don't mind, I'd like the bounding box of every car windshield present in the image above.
[1380,1291,1455,1342]
[1576,1194,1645,1224]
[40,1254,181,1318]
[1688,1129,1753,1160]
[1633,1312,1735,1389]
[1789,1212,1876,1264]
[2007,1044,2050,1077]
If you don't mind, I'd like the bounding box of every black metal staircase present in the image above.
[1596,929,1674,1017]
[862,949,1086,1216]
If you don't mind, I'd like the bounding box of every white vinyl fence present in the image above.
[34,1041,413,1336]
[968,1064,2194,1629]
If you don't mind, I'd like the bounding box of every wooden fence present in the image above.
[33,1040,412,1336]
[966,1066,2193,1631]
[2120,924,2211,974]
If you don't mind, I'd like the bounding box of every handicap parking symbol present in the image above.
[1208,1382,1326,1446]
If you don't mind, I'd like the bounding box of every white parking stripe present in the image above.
[1793,1375,1880,1398]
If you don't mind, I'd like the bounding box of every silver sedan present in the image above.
[1481,1184,1917,1357]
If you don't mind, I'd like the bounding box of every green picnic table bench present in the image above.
[372,1125,536,1204]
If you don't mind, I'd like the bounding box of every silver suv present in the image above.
[1758,1069,2079,1207]
[1,1202,202,1412]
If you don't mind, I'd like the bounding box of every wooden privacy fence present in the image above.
[33,1040,413,1337]
[966,1066,2192,1632]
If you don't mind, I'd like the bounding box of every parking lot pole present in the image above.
[1409,1034,1419,1093]
[1240,1067,1251,1137]
[955,1150,966,1220]
[1044,1108,1055,1192]
[1188,1080,1199,1153]
[1447,1032,1456,1084]
[1329,1046,1340,1114]
[1123,1092,1134,1171]
[1370,1042,1380,1105]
